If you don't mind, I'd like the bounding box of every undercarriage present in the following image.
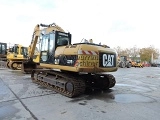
[7,61,22,70]
[31,69,116,97]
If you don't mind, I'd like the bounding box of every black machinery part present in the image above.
[31,69,116,97]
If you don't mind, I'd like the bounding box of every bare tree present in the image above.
[129,46,140,61]
[113,46,123,56]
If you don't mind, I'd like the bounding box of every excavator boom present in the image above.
[29,24,40,58]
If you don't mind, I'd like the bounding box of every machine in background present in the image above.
[0,42,7,61]
[6,44,28,70]
[118,56,132,68]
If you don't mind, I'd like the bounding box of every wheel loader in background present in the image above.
[0,42,7,61]
[21,22,118,97]
[118,56,132,68]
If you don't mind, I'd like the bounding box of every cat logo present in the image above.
[103,54,114,67]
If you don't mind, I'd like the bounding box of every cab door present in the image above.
[0,43,7,55]
[40,33,56,64]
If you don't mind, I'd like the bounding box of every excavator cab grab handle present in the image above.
[40,23,56,27]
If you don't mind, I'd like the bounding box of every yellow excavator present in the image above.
[6,43,40,70]
[6,44,28,70]
[21,22,118,97]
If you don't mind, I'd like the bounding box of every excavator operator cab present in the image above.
[9,44,28,58]
[0,42,7,56]
[40,31,71,63]
[57,36,69,46]
[10,45,18,54]
[21,47,28,58]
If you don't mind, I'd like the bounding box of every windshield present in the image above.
[21,47,28,56]
[41,35,49,51]
[57,35,69,46]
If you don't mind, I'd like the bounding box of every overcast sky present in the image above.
[0,0,160,49]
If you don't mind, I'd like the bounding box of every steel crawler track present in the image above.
[31,69,116,97]
[31,69,86,97]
